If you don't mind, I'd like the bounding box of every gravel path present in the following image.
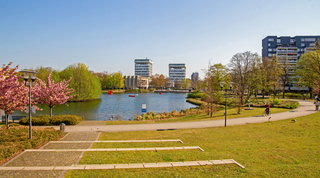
[42,143,92,149]
[61,132,100,141]
[1,132,100,177]
[0,170,63,178]
[5,151,82,167]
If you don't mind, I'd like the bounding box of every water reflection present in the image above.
[13,93,196,121]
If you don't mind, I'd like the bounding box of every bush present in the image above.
[19,115,84,126]
[187,92,206,99]
[273,98,281,105]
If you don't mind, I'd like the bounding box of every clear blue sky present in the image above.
[1,0,319,79]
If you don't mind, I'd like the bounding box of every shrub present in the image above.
[273,98,281,105]
[20,115,84,126]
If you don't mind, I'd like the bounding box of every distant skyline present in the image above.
[1,0,320,79]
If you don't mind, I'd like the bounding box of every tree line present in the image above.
[37,63,101,101]
[201,41,320,115]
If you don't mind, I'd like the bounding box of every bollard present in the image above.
[60,123,66,132]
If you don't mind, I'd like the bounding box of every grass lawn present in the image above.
[65,110,320,177]
[104,107,292,125]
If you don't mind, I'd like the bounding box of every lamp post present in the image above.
[20,70,37,140]
[220,82,233,127]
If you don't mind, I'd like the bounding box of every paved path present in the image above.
[50,100,317,132]
[0,159,244,171]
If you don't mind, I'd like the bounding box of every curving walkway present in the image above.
[46,100,317,132]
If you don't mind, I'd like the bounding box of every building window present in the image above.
[268,38,274,42]
[268,48,273,52]
[277,39,281,43]
[305,38,316,42]
[268,53,272,57]
[301,43,305,47]
[268,43,271,47]
[301,38,305,42]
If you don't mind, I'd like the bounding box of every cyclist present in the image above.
[264,103,270,115]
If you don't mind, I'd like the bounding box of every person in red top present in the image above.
[264,103,270,115]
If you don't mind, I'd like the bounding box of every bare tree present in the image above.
[228,51,261,113]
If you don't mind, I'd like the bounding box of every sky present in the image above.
[1,0,320,79]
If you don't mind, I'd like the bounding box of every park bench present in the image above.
[1,116,25,123]
[12,116,25,122]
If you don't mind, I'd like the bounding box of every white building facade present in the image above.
[169,63,186,87]
[134,58,153,78]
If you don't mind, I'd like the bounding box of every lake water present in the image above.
[13,93,196,121]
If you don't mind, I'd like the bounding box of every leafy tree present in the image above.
[296,48,320,94]
[150,74,160,89]
[0,62,30,129]
[60,63,101,101]
[150,74,168,89]
[180,78,190,91]
[260,57,280,98]
[94,71,112,90]
[278,56,293,98]
[203,63,229,117]
[113,72,124,90]
[32,72,74,117]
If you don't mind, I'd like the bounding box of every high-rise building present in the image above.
[191,72,199,84]
[169,63,186,86]
[262,35,319,62]
[134,58,153,78]
[262,35,320,90]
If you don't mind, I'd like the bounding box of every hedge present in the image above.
[19,115,84,126]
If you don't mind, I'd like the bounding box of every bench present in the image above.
[12,116,25,122]
[1,116,25,123]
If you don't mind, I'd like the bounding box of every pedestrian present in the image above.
[316,101,319,111]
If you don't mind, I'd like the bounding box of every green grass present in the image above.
[104,107,292,125]
[65,110,320,177]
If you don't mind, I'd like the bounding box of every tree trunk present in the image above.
[50,107,53,117]
[210,103,213,117]
[5,114,9,129]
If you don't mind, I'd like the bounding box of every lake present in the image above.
[13,93,196,121]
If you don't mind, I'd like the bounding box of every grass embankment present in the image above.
[0,124,66,166]
[103,107,292,125]
[65,111,320,177]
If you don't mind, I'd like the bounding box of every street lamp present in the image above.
[20,70,37,140]
[220,82,233,127]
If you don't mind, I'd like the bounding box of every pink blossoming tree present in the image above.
[0,62,30,129]
[32,72,74,117]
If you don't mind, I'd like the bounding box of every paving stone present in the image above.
[140,148,156,151]
[0,170,63,178]
[0,167,24,170]
[221,159,234,164]
[144,163,173,168]
[56,166,85,170]
[210,160,224,165]
[61,132,100,141]
[4,151,82,167]
[115,164,144,169]
[43,143,92,149]
[172,161,200,167]
[23,167,55,170]
[197,161,213,165]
